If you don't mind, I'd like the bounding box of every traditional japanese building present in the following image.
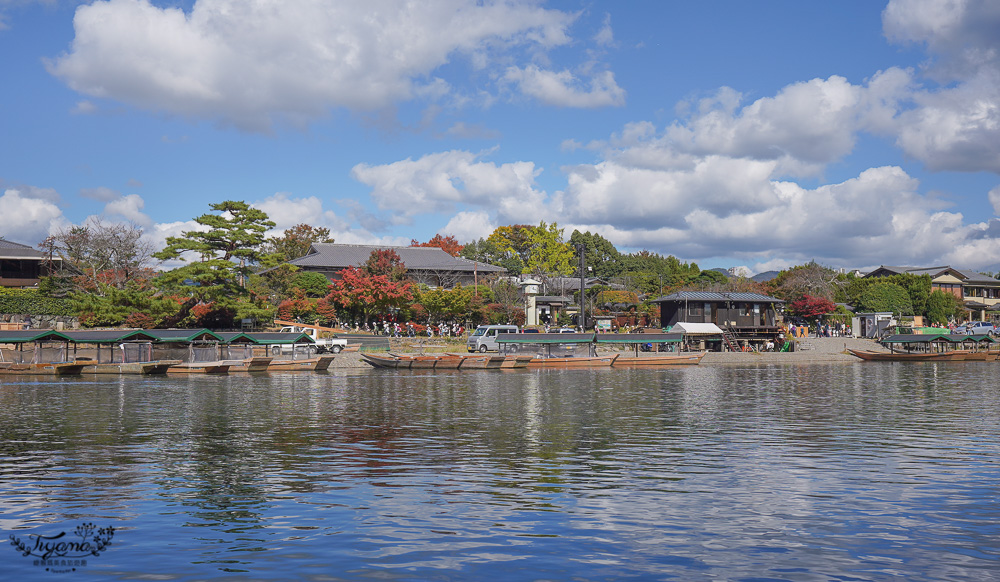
[285,243,505,289]
[650,291,785,344]
[0,239,59,288]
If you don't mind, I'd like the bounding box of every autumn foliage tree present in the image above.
[323,250,413,324]
[410,234,463,257]
[787,294,837,319]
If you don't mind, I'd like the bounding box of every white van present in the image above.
[467,325,519,352]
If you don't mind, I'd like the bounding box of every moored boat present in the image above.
[361,353,413,369]
[0,361,88,375]
[267,355,336,371]
[614,352,706,366]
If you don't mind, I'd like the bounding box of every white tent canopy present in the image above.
[669,322,724,335]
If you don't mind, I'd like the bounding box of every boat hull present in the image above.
[267,355,336,371]
[527,354,619,367]
[167,362,231,374]
[0,362,88,375]
[223,357,274,373]
[848,349,963,362]
[614,352,705,366]
[81,360,183,374]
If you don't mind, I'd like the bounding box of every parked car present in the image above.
[466,325,519,352]
[963,321,995,335]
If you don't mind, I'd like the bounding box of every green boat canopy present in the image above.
[61,330,161,344]
[496,333,595,344]
[0,330,73,343]
[214,332,314,344]
[595,333,682,344]
[881,333,996,344]
[141,329,225,343]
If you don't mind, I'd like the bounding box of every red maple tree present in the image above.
[788,294,837,319]
[410,234,464,257]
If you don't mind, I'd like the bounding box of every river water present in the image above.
[1,363,999,581]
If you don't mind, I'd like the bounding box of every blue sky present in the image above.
[2,0,1000,274]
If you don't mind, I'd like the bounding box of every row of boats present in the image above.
[361,351,706,369]
[0,354,339,376]
[0,328,336,376]
[848,333,1000,361]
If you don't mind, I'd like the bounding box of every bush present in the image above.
[0,289,74,316]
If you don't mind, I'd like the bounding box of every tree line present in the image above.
[31,201,973,329]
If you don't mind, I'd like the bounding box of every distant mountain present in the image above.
[751,270,779,282]
[709,268,732,278]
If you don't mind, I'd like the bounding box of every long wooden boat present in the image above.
[847,349,962,362]
[527,354,619,367]
[361,353,413,369]
[80,360,183,374]
[167,362,231,374]
[0,361,88,375]
[267,355,336,371]
[223,357,273,373]
[614,352,706,366]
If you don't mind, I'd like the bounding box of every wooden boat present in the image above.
[80,360,183,374]
[527,354,619,367]
[0,361,88,375]
[167,362,231,374]
[500,354,534,368]
[361,353,413,369]
[267,355,336,371]
[614,351,706,366]
[222,357,273,373]
[847,349,961,362]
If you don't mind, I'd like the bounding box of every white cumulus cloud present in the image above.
[46,0,605,130]
[351,150,546,225]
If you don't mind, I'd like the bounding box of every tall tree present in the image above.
[324,266,413,325]
[153,201,275,321]
[261,223,335,265]
[569,230,624,279]
[525,221,574,276]
[41,218,154,295]
[364,249,408,282]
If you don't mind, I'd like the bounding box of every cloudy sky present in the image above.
[2,0,1000,273]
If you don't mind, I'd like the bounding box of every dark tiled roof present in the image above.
[288,244,504,273]
[866,265,1000,285]
[651,291,784,303]
[0,239,46,259]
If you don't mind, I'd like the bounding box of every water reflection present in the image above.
[1,364,999,580]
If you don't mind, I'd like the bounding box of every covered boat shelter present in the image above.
[215,331,316,360]
[595,333,683,355]
[0,330,73,363]
[61,329,162,364]
[496,333,596,358]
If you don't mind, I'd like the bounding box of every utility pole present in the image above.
[576,243,586,332]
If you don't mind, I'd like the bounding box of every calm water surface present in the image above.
[1,363,999,581]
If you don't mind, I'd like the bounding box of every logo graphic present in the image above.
[9,522,115,574]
